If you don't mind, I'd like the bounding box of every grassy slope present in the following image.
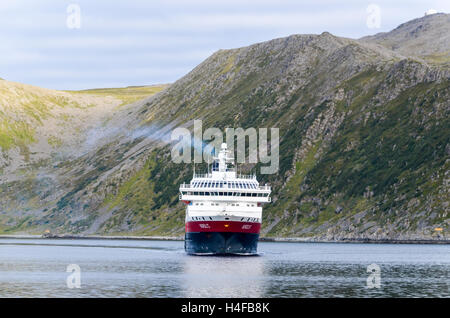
[68,85,169,106]
[0,81,167,151]
[0,82,82,151]
[0,82,168,234]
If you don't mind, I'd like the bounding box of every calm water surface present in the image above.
[0,239,448,297]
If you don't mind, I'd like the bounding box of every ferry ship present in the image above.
[179,143,271,255]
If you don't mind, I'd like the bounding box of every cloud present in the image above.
[1,0,448,89]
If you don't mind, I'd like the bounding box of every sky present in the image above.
[0,0,449,90]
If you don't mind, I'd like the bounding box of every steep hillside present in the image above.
[0,80,117,174]
[0,81,167,174]
[0,81,167,234]
[0,14,448,240]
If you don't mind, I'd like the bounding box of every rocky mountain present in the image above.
[0,14,448,240]
[360,13,450,65]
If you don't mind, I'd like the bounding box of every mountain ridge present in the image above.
[360,13,450,66]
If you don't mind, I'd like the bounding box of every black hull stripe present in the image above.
[185,232,259,255]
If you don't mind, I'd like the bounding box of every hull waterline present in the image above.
[185,232,259,255]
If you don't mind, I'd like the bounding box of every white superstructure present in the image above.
[179,143,271,225]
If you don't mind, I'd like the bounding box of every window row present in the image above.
[192,203,256,207]
[182,191,269,197]
[191,181,258,189]
[191,216,259,222]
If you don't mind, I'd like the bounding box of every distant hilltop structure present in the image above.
[424,9,438,16]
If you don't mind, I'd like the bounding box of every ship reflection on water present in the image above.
[182,255,265,297]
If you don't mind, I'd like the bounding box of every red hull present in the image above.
[186,220,261,234]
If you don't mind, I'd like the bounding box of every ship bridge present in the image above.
[179,143,271,203]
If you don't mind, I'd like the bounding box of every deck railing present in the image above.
[179,183,271,191]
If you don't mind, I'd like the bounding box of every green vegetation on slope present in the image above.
[0,121,35,151]
[305,81,449,207]
[0,81,167,152]
[97,148,191,235]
